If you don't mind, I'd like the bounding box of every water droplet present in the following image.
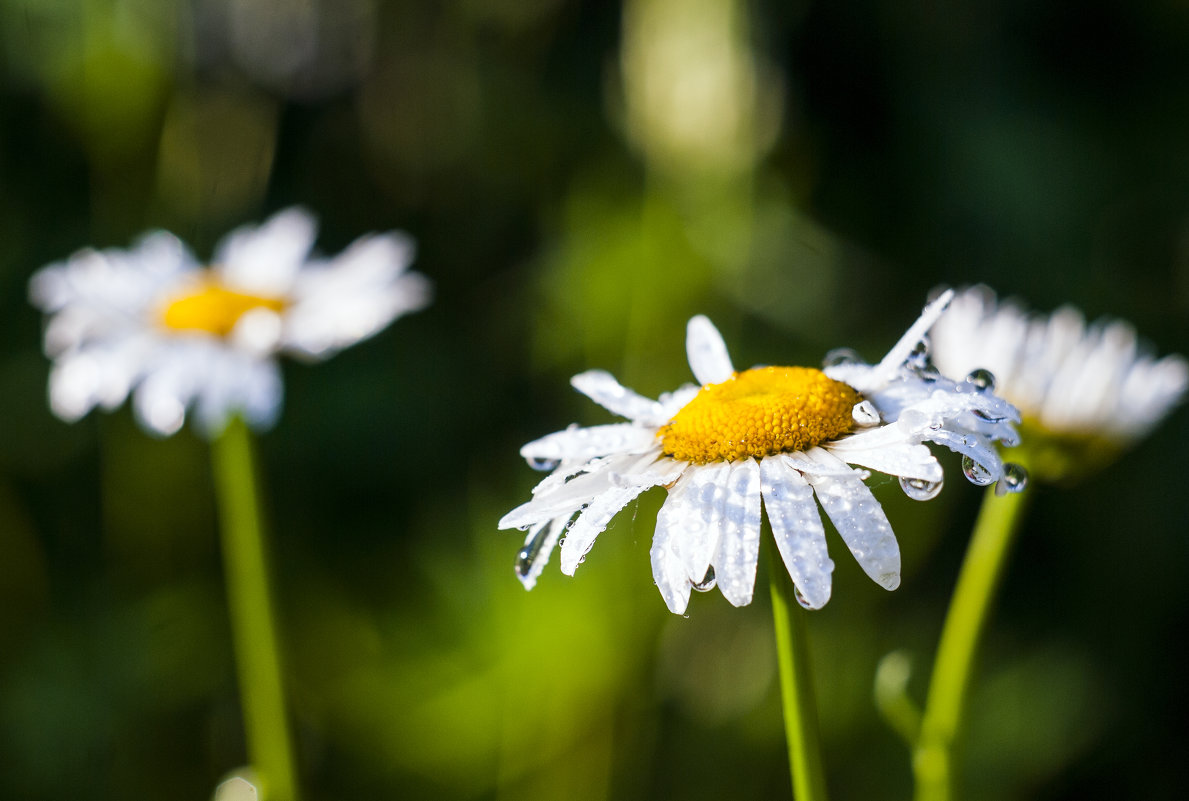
[1001,462,1029,493]
[973,409,1008,423]
[966,368,996,392]
[528,456,560,471]
[900,475,943,501]
[916,363,941,382]
[823,347,862,368]
[693,566,717,592]
[905,338,942,381]
[961,455,995,486]
[852,400,881,426]
[793,585,814,610]
[514,528,550,579]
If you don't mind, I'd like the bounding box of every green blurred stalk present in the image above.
[914,485,1033,801]
[765,536,828,801]
[211,416,300,801]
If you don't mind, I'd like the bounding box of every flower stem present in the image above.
[211,416,300,801]
[913,486,1033,801]
[765,536,829,801]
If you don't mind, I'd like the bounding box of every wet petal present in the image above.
[651,479,696,614]
[498,457,626,530]
[810,473,900,591]
[760,456,833,609]
[660,462,731,584]
[920,426,1005,485]
[516,517,566,591]
[869,289,954,386]
[712,459,763,607]
[571,370,669,425]
[520,423,657,463]
[824,428,943,483]
[686,315,734,385]
[559,485,647,575]
[609,452,687,489]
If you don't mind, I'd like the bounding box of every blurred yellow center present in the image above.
[160,278,285,337]
[661,366,860,463]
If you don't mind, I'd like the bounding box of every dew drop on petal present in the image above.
[899,475,943,501]
[528,456,561,471]
[852,400,881,426]
[793,585,814,610]
[1001,462,1029,493]
[692,565,717,592]
[965,368,997,393]
[515,527,550,580]
[823,347,862,368]
[961,455,995,486]
[973,408,1009,423]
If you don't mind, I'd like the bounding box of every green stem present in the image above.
[211,417,300,801]
[765,536,829,801]
[913,486,1033,801]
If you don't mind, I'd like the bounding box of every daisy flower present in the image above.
[929,285,1188,481]
[29,207,431,437]
[500,292,1024,614]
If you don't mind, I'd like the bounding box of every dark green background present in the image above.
[1,1,1186,799]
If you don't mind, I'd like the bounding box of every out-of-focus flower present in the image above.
[500,292,1023,614]
[213,775,258,801]
[30,207,431,437]
[930,285,1188,482]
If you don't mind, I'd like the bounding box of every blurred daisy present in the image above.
[501,291,1023,614]
[30,207,430,437]
[930,285,1188,481]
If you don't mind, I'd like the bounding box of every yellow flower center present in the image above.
[660,366,860,464]
[159,277,286,337]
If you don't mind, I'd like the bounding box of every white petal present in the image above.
[559,485,646,575]
[216,207,317,296]
[658,384,701,418]
[920,426,1004,484]
[283,232,429,358]
[760,456,833,609]
[133,365,192,437]
[499,454,633,530]
[520,423,658,463]
[809,474,900,591]
[782,448,864,478]
[571,370,669,425]
[869,289,954,387]
[609,451,688,489]
[651,478,696,614]
[686,315,734,385]
[712,459,763,607]
[659,462,731,584]
[516,517,567,591]
[824,428,943,483]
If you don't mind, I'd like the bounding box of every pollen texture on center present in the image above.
[660,366,860,463]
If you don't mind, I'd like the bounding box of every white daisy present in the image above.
[500,291,1024,614]
[929,285,1188,481]
[29,207,431,437]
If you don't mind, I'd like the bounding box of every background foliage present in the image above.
[1,1,1187,798]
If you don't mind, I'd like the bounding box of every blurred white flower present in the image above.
[213,775,258,801]
[930,285,1187,480]
[30,207,431,437]
[501,292,1023,614]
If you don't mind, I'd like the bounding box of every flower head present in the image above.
[929,285,1188,481]
[501,292,1023,614]
[30,207,431,437]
